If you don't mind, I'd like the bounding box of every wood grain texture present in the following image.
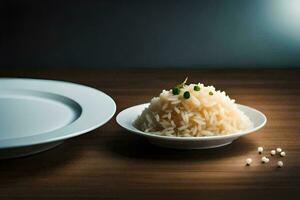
[0,68,299,200]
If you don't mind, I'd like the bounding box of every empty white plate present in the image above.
[117,103,266,149]
[0,78,116,158]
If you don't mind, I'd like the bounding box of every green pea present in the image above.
[194,85,200,91]
[172,87,180,95]
[183,91,190,99]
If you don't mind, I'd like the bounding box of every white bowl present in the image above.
[116,103,266,149]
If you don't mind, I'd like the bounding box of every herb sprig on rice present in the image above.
[134,79,252,137]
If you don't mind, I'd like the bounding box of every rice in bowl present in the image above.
[134,79,252,137]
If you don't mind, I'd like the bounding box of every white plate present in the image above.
[0,78,116,158]
[116,103,266,149]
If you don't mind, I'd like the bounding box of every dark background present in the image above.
[2,0,300,68]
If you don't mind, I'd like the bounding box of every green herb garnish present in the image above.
[209,91,213,96]
[194,85,200,91]
[172,87,180,95]
[183,91,190,99]
[177,77,188,88]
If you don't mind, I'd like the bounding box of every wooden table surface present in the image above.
[0,68,299,200]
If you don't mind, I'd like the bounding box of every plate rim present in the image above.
[116,103,267,141]
[0,78,116,149]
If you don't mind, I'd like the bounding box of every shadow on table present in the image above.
[0,139,84,186]
[104,130,256,161]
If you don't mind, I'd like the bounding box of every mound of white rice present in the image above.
[134,81,252,137]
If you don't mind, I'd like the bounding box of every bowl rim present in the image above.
[116,103,267,141]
